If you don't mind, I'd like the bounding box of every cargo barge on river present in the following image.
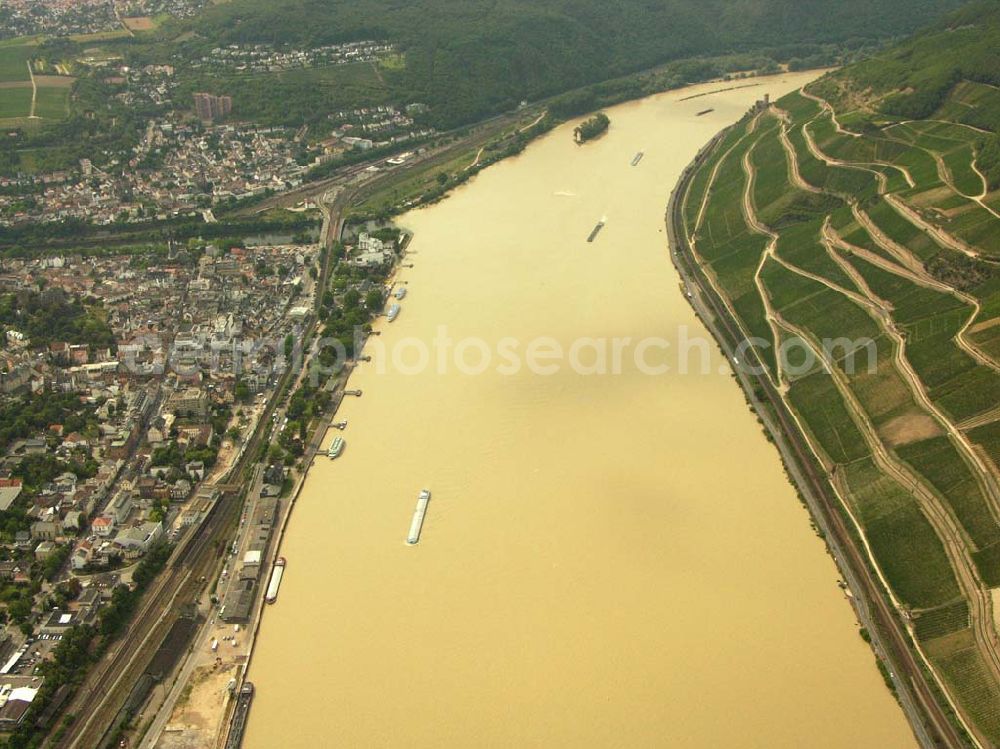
[265,558,286,604]
[406,490,432,545]
[224,682,254,749]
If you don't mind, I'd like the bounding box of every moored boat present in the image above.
[265,558,286,604]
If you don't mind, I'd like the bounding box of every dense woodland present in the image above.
[0,291,115,350]
[573,112,609,143]
[0,0,973,182]
[181,0,968,128]
[0,0,985,238]
[814,0,1000,126]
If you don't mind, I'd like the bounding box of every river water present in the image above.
[244,72,915,748]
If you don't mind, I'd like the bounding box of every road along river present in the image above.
[244,71,916,748]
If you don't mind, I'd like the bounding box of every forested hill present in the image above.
[185,0,967,127]
[809,0,1000,128]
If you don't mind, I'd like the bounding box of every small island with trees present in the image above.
[573,112,610,144]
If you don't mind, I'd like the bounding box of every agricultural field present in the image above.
[913,600,970,640]
[33,85,71,120]
[682,125,743,232]
[0,81,75,124]
[684,48,1000,739]
[843,459,960,609]
[928,630,1000,743]
[0,41,33,82]
[969,421,1000,469]
[788,371,868,464]
[935,81,1000,133]
[809,84,1000,259]
[898,436,1000,551]
[67,30,131,43]
[0,87,33,120]
[688,119,779,379]
[864,199,946,260]
[0,38,74,125]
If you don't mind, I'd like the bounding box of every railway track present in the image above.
[39,96,547,748]
[50,146,365,747]
[49,193,349,748]
[51,490,240,749]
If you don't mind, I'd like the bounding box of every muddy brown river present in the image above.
[243,72,915,748]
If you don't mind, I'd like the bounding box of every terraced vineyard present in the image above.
[682,11,1000,741]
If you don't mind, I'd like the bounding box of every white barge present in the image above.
[406,489,432,545]
[265,557,286,604]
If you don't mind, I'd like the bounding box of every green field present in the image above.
[943,202,1000,257]
[936,81,1000,132]
[683,126,744,236]
[843,458,961,609]
[864,199,944,260]
[33,86,70,119]
[969,421,1000,468]
[0,84,70,122]
[687,15,1000,733]
[929,630,1000,743]
[0,87,33,119]
[913,600,970,640]
[774,221,857,291]
[973,541,1000,587]
[788,371,869,464]
[943,146,984,196]
[692,119,779,378]
[785,123,883,198]
[0,43,33,83]
[898,436,1000,551]
[67,30,132,43]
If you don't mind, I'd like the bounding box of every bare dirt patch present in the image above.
[123,16,156,31]
[156,661,237,749]
[880,412,943,446]
[32,75,74,88]
[971,317,1000,335]
[991,588,1000,633]
[922,625,976,659]
[910,186,955,209]
[940,200,980,220]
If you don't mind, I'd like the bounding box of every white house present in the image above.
[92,516,114,537]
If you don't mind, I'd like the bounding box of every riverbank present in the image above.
[664,122,970,748]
